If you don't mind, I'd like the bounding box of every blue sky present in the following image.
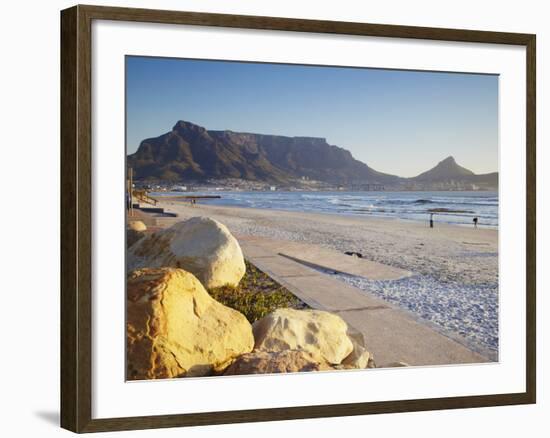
[126,56,498,177]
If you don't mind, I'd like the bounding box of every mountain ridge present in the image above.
[127,120,498,190]
[128,120,398,184]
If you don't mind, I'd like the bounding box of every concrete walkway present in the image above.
[238,235,411,280]
[238,235,489,367]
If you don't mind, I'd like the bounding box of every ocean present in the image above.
[154,190,499,228]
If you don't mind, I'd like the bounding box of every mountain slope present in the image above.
[127,121,498,189]
[128,120,399,184]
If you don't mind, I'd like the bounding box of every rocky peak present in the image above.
[440,156,456,164]
[172,120,207,134]
[414,155,475,181]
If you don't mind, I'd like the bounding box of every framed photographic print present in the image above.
[60,4,536,433]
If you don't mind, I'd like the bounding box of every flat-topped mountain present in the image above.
[127,120,398,184]
[127,120,498,190]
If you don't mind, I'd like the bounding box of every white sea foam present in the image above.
[155,190,499,227]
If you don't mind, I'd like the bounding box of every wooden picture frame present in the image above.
[60,4,536,433]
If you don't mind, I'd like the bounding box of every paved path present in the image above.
[238,235,411,280]
[238,235,488,367]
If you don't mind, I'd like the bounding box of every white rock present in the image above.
[127,217,246,288]
[253,308,354,365]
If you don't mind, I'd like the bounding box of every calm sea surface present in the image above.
[154,190,499,228]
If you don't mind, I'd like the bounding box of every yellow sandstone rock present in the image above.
[126,268,254,379]
[128,220,147,232]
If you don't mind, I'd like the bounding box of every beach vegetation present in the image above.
[208,261,308,323]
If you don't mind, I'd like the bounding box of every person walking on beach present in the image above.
[473,217,478,228]
[429,213,434,228]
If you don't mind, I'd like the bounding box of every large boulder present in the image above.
[127,217,246,288]
[253,309,354,365]
[224,350,333,375]
[126,268,254,379]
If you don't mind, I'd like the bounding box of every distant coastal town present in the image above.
[134,175,494,194]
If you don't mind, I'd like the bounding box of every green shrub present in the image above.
[208,261,308,323]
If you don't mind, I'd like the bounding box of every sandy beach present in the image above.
[151,199,499,358]
[156,200,498,285]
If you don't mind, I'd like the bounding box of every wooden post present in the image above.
[129,167,134,217]
[126,171,130,215]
